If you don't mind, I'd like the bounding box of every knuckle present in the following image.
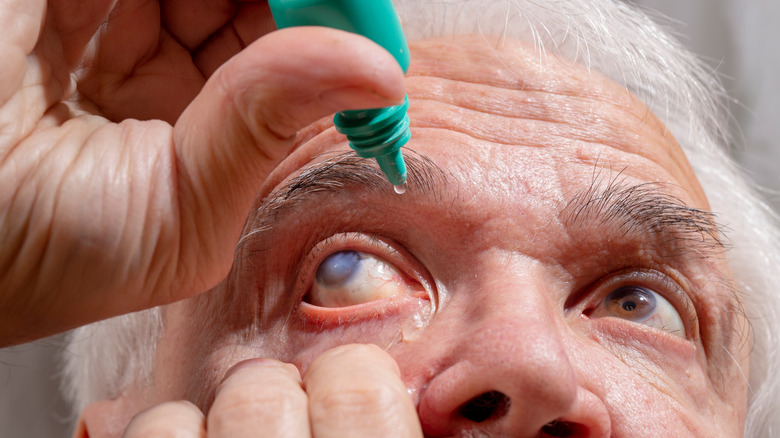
[123,401,202,438]
[316,343,397,371]
[209,383,306,426]
[314,376,402,411]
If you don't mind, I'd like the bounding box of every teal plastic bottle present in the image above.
[269,0,411,189]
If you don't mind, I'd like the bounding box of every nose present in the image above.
[416,273,611,437]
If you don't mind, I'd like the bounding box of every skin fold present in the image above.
[77,36,750,437]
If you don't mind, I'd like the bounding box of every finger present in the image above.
[1,0,44,51]
[161,0,238,51]
[0,0,44,104]
[170,27,405,299]
[208,359,309,438]
[163,0,276,60]
[192,2,278,78]
[51,0,206,123]
[123,400,206,438]
[304,344,423,438]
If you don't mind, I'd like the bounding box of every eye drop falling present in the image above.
[269,0,411,190]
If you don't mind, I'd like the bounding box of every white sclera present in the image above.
[590,285,686,338]
[309,251,409,307]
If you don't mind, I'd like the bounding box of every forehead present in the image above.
[268,35,707,211]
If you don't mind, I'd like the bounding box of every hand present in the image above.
[0,1,405,345]
[92,345,423,437]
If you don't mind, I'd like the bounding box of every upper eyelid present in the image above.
[307,234,404,268]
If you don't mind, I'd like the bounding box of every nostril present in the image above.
[541,420,588,437]
[459,391,510,423]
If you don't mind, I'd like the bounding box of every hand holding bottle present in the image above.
[0,0,406,346]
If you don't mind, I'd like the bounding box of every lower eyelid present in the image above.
[299,292,431,329]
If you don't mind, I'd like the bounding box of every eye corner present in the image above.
[581,307,595,318]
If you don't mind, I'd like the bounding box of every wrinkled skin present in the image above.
[0,0,405,344]
[77,35,750,437]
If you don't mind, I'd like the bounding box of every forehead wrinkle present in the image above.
[407,36,655,128]
[406,77,676,163]
[409,99,651,156]
[236,150,448,251]
[406,37,700,202]
[408,74,641,118]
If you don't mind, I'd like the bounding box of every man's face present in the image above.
[143,36,749,435]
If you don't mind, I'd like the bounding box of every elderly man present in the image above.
[1,0,778,436]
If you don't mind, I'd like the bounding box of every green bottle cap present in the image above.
[270,0,411,186]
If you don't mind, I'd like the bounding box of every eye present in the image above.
[306,249,422,308]
[589,285,685,338]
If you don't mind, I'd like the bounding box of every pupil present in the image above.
[315,250,362,287]
[605,285,657,320]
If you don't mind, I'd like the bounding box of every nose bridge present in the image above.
[460,252,571,360]
[418,255,585,435]
[461,270,575,385]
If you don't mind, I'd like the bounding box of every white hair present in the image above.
[63,1,780,435]
[62,308,162,416]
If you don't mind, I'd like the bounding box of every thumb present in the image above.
[170,27,406,295]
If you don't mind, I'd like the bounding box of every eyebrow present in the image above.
[241,152,728,258]
[562,169,728,256]
[237,150,448,249]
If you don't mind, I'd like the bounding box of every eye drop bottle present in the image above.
[269,0,411,189]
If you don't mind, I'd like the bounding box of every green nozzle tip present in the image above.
[375,150,407,186]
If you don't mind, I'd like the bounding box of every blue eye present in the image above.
[315,250,362,287]
[591,285,685,338]
[307,250,417,308]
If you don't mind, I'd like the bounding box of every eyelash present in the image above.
[573,268,699,340]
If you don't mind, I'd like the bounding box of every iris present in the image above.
[315,250,362,287]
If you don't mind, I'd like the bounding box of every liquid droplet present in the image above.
[393,182,408,195]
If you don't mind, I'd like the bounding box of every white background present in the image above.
[634,0,780,212]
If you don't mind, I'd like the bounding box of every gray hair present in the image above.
[63,1,780,435]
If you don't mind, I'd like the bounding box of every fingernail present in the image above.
[222,358,284,382]
[321,86,403,111]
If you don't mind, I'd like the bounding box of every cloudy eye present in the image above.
[307,250,417,307]
[590,285,685,338]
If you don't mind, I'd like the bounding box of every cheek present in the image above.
[567,335,742,435]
